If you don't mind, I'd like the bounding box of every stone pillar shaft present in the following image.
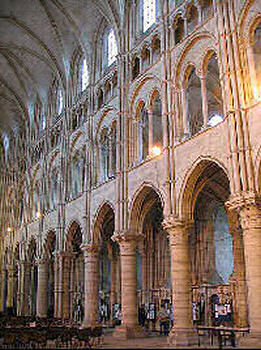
[81,245,99,327]
[163,219,196,346]
[62,254,71,319]
[20,262,31,316]
[36,260,48,317]
[0,270,5,312]
[120,240,138,328]
[240,205,261,334]
[7,266,14,309]
[227,209,248,327]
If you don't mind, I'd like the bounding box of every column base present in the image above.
[238,331,261,348]
[113,325,146,339]
[80,320,100,329]
[168,327,197,347]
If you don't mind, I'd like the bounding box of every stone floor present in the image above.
[94,329,253,349]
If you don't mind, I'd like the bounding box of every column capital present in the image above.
[225,193,261,212]
[112,230,144,255]
[111,230,144,244]
[80,243,100,255]
[35,258,48,266]
[162,216,193,232]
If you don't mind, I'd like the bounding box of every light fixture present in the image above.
[36,211,41,219]
[253,84,261,101]
[208,114,223,127]
[151,146,162,157]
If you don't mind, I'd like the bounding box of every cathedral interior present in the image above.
[0,0,261,348]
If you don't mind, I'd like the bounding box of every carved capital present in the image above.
[112,230,144,256]
[162,216,191,246]
[81,244,100,256]
[225,192,261,212]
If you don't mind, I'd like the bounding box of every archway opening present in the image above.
[187,161,236,327]
[130,186,170,332]
[98,206,120,327]
[44,231,56,318]
[65,223,84,323]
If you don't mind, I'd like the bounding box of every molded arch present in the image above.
[91,200,115,246]
[43,230,56,259]
[64,219,83,251]
[130,75,162,113]
[178,156,231,221]
[128,182,165,233]
[173,32,215,87]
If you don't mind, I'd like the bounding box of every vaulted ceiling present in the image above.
[0,0,122,134]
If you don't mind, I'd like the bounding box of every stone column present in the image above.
[0,268,5,313]
[54,254,60,318]
[112,232,144,339]
[148,109,153,156]
[20,261,31,316]
[81,244,99,327]
[6,265,14,310]
[108,249,117,323]
[200,75,208,128]
[62,253,71,319]
[163,218,196,346]
[239,203,261,342]
[36,259,48,318]
[180,88,189,137]
[226,208,248,327]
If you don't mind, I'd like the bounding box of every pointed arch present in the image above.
[128,182,165,233]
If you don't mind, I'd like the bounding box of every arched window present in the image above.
[151,92,163,148]
[187,4,198,33]
[100,129,110,182]
[81,58,89,92]
[143,0,156,32]
[132,55,140,80]
[173,15,184,45]
[50,170,58,210]
[57,87,63,115]
[253,22,261,98]
[205,53,223,127]
[141,46,150,71]
[98,88,104,109]
[138,103,149,162]
[203,0,213,20]
[72,156,82,198]
[41,114,46,131]
[151,35,161,62]
[108,29,118,67]
[111,123,117,177]
[186,68,203,136]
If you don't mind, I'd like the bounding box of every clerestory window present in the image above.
[57,88,63,115]
[143,0,156,32]
[108,29,118,66]
[81,58,89,92]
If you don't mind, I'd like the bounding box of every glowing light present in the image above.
[151,146,161,157]
[36,211,41,219]
[7,227,11,233]
[208,114,223,127]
